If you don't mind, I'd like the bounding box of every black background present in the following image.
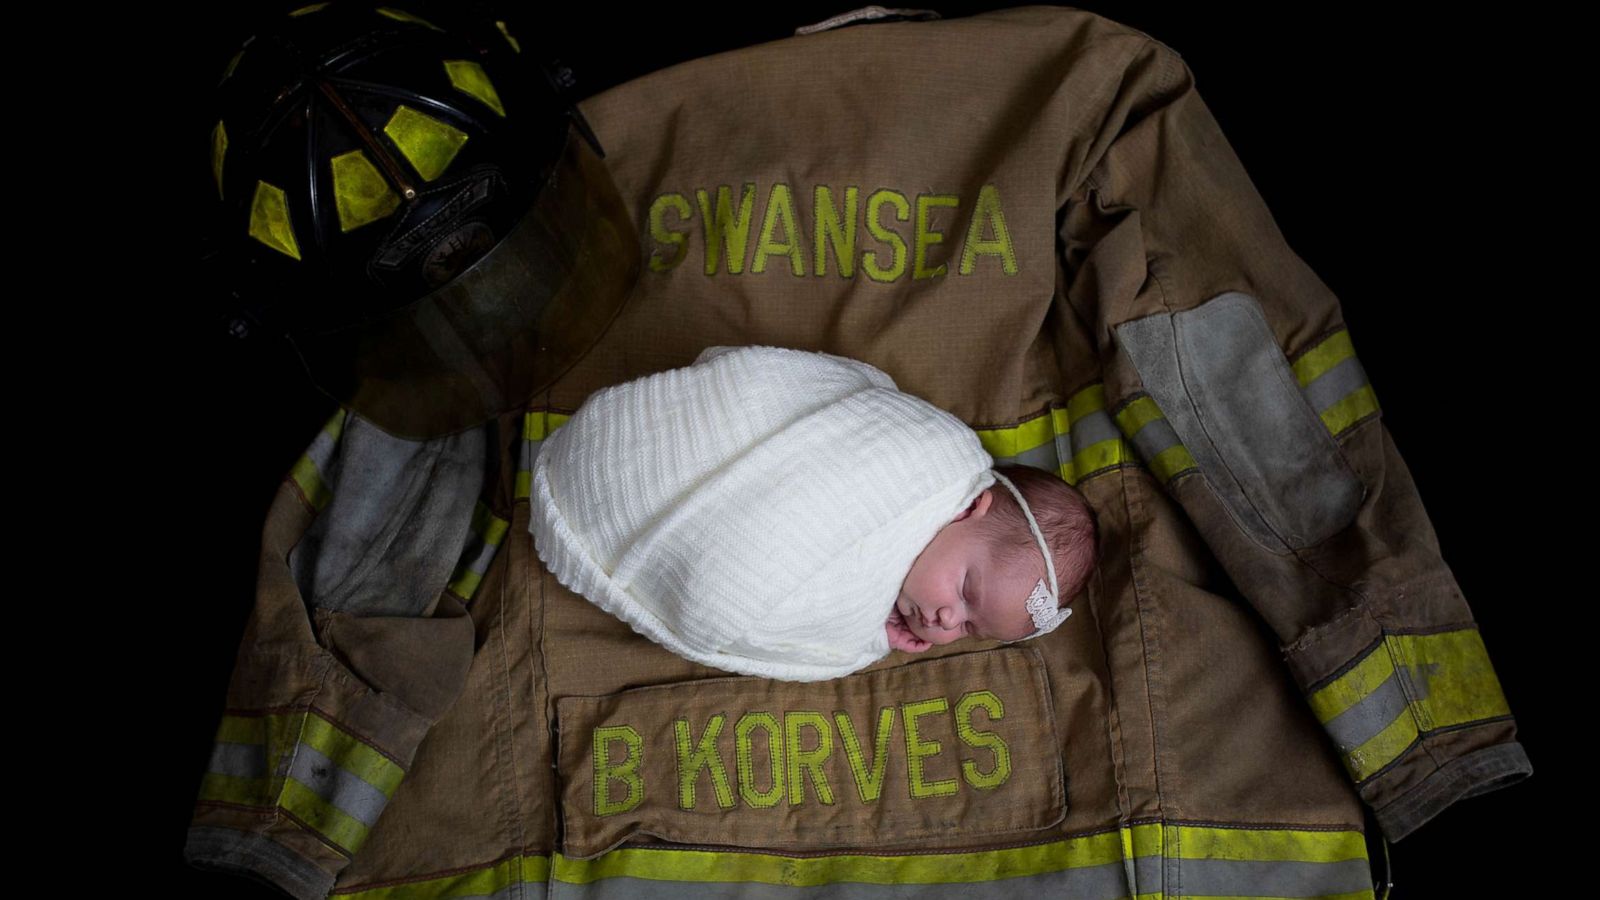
[154,3,1554,896]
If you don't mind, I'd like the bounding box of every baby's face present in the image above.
[887,488,1041,652]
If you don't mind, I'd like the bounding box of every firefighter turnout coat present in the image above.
[185,6,1532,898]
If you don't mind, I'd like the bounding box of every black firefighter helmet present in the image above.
[206,1,638,438]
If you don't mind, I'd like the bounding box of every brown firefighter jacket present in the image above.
[185,6,1532,898]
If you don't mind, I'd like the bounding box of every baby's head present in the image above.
[888,464,1099,653]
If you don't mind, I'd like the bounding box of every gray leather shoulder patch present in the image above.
[1114,291,1364,552]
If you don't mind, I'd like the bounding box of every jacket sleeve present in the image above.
[184,407,491,898]
[1059,35,1531,843]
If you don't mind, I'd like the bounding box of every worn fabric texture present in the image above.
[530,344,995,681]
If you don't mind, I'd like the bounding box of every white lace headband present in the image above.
[988,470,1073,643]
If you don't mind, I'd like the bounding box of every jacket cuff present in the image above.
[1372,741,1533,843]
[184,825,336,900]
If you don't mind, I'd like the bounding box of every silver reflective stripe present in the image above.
[1301,352,1371,417]
[1171,856,1373,896]
[990,439,1060,473]
[207,741,266,778]
[1124,415,1184,470]
[1322,669,1410,753]
[549,863,1132,900]
[286,742,391,828]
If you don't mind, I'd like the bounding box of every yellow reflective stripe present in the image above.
[1147,444,1198,484]
[300,711,406,797]
[289,2,328,15]
[444,60,506,117]
[337,854,552,899]
[1346,711,1422,782]
[518,410,572,500]
[1291,330,1356,388]
[447,499,511,600]
[1112,394,1166,436]
[1388,630,1512,730]
[975,411,1052,460]
[374,6,443,30]
[288,407,348,513]
[331,149,402,231]
[279,776,371,853]
[1309,629,1513,781]
[551,831,1125,885]
[248,180,301,260]
[1309,642,1394,723]
[324,821,1370,896]
[384,105,469,182]
[1321,384,1381,436]
[1168,824,1365,862]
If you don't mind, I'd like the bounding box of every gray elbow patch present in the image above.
[1114,291,1365,552]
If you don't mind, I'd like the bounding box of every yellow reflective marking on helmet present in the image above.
[495,20,522,53]
[211,120,227,200]
[375,6,443,31]
[248,180,301,260]
[734,712,784,808]
[593,724,645,816]
[288,2,328,15]
[784,711,836,806]
[444,60,506,117]
[384,105,469,182]
[331,149,402,232]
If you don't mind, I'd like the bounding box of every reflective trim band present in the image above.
[447,498,511,601]
[195,709,406,857]
[1112,395,1198,484]
[326,821,1371,898]
[1291,329,1382,437]
[384,105,470,182]
[974,383,1131,488]
[289,2,328,15]
[337,854,552,899]
[517,410,571,500]
[248,179,301,260]
[288,407,350,513]
[444,60,506,117]
[1307,629,1514,782]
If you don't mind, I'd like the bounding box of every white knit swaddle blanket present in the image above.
[529,345,997,681]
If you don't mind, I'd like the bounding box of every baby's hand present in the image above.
[885,607,931,654]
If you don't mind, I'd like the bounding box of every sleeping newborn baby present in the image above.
[529,345,1098,682]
